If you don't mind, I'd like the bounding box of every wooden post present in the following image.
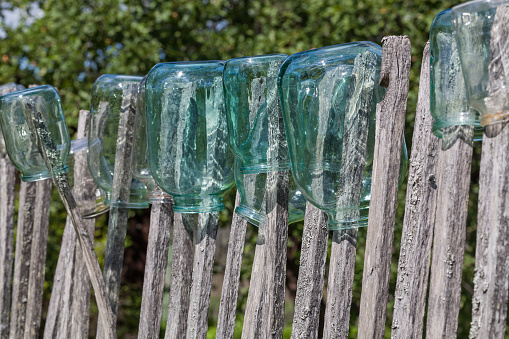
[186,212,219,339]
[391,42,440,338]
[138,202,173,339]
[216,192,248,339]
[292,203,328,339]
[21,100,116,338]
[43,110,96,339]
[0,82,18,338]
[358,36,411,338]
[165,213,194,339]
[98,83,139,338]
[9,179,52,339]
[469,9,509,339]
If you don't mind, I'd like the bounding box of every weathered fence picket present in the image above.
[358,35,411,338]
[44,110,96,339]
[216,192,248,339]
[391,42,440,338]
[138,202,173,339]
[165,213,194,338]
[0,83,18,338]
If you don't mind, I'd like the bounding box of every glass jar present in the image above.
[224,54,290,174]
[146,61,235,213]
[0,85,70,182]
[132,76,172,204]
[430,8,483,140]
[451,0,509,126]
[278,42,409,230]
[88,74,149,209]
[234,160,306,227]
[68,139,110,218]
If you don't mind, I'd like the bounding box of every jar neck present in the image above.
[173,195,225,213]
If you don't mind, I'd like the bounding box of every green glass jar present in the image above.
[88,74,149,209]
[234,159,306,227]
[0,85,70,182]
[452,0,509,126]
[132,76,172,204]
[430,9,483,140]
[146,61,235,213]
[224,54,289,174]
[278,42,408,230]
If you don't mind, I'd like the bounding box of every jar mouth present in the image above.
[235,205,264,227]
[82,204,110,219]
[479,110,509,127]
[240,162,291,174]
[148,192,174,204]
[104,191,150,209]
[326,207,369,231]
[173,195,225,213]
[432,113,484,141]
[21,164,69,182]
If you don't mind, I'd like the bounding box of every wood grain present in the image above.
[216,192,248,339]
[165,213,194,339]
[186,212,219,339]
[391,42,440,339]
[9,179,52,339]
[138,202,173,339]
[0,82,19,338]
[293,203,328,339]
[469,123,509,339]
[358,36,411,338]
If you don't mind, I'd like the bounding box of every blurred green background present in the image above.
[0,0,486,338]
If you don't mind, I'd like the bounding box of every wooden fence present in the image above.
[0,35,507,339]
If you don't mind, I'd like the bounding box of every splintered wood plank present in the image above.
[138,202,173,339]
[293,203,328,339]
[0,82,19,338]
[469,9,509,339]
[97,83,139,339]
[43,110,96,339]
[391,42,440,338]
[358,36,411,338]
[165,213,194,339]
[186,212,219,339]
[216,192,248,339]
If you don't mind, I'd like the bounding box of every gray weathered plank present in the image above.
[216,192,248,339]
[21,100,116,338]
[469,9,509,339]
[391,42,440,339]
[9,179,52,339]
[0,82,19,338]
[293,203,328,339]
[425,39,475,336]
[242,170,289,339]
[309,50,376,339]
[357,36,411,338]
[469,123,509,339]
[44,110,96,339]
[138,202,173,339]
[98,83,139,337]
[165,213,194,339]
[186,212,219,339]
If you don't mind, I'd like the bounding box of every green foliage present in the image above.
[0,0,483,337]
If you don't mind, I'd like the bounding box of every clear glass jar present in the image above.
[452,0,509,126]
[223,54,290,174]
[132,76,172,204]
[68,139,110,218]
[234,160,306,227]
[88,74,149,209]
[146,61,235,213]
[278,42,409,230]
[0,85,70,182]
[430,8,483,140]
